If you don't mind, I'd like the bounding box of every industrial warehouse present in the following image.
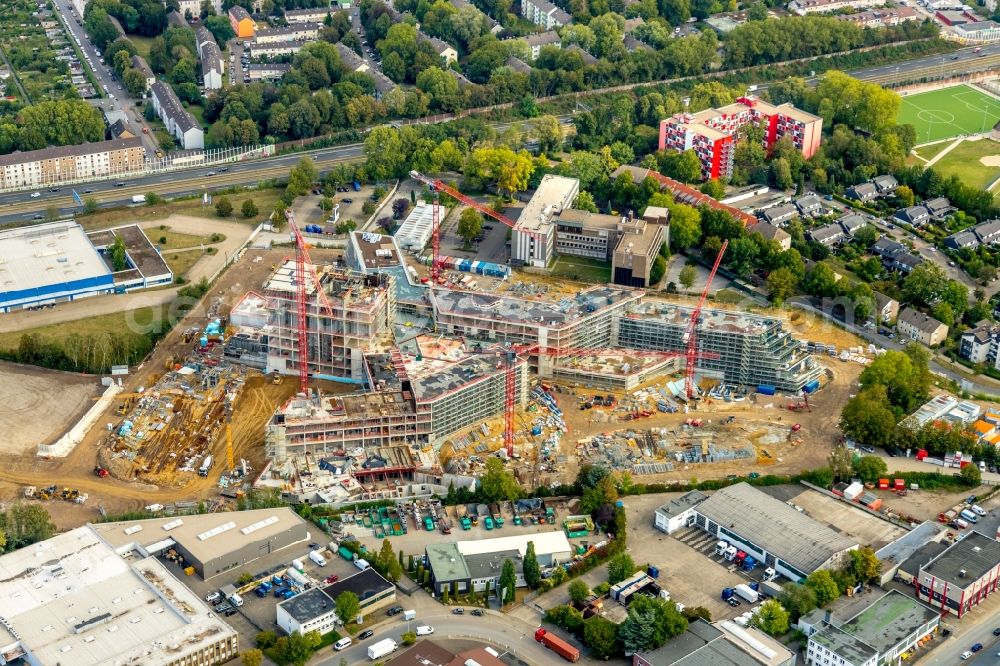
[0,525,239,666]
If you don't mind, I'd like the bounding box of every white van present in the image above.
[205,591,222,603]
[415,625,434,636]
[333,637,353,651]
[972,504,987,516]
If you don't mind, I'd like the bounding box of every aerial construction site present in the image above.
[0,174,869,516]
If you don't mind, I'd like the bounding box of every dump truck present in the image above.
[535,628,580,662]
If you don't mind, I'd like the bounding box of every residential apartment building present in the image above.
[248,40,303,58]
[229,5,257,38]
[150,81,204,149]
[0,136,145,189]
[838,6,919,26]
[945,219,1000,250]
[421,33,458,64]
[611,207,669,288]
[897,307,948,346]
[916,531,1000,618]
[806,591,939,666]
[754,221,791,250]
[285,6,335,22]
[199,37,225,90]
[617,302,824,393]
[247,63,291,81]
[254,22,321,44]
[336,42,368,72]
[524,30,561,58]
[521,0,572,28]
[131,54,155,91]
[874,292,899,323]
[658,96,822,180]
[789,0,882,13]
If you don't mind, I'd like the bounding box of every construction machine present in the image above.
[94,466,109,477]
[37,486,57,500]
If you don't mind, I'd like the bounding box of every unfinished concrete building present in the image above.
[253,262,395,382]
[616,302,824,392]
[430,285,643,377]
[266,339,529,457]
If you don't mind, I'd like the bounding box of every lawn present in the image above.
[79,187,283,228]
[912,142,948,162]
[0,306,167,350]
[164,249,206,277]
[899,85,1000,144]
[927,138,1000,190]
[146,226,225,250]
[550,255,612,283]
[129,35,156,62]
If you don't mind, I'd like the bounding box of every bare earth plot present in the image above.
[0,362,98,455]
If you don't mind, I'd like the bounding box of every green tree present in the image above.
[215,197,233,217]
[335,591,361,625]
[650,255,667,286]
[499,558,517,606]
[581,473,619,515]
[853,455,888,483]
[803,263,840,298]
[83,196,100,215]
[840,386,897,450]
[617,595,688,654]
[766,266,799,304]
[5,503,54,548]
[364,126,406,181]
[607,552,636,585]
[679,265,697,289]
[962,463,982,486]
[44,205,59,222]
[569,579,590,605]
[457,207,483,247]
[479,457,520,502]
[896,184,915,207]
[584,616,619,659]
[123,68,148,97]
[288,157,319,196]
[828,445,853,481]
[574,191,598,213]
[668,203,701,250]
[255,631,278,648]
[241,648,264,666]
[401,631,417,645]
[699,179,725,199]
[110,235,128,271]
[849,547,881,584]
[779,583,817,621]
[523,540,541,589]
[859,347,931,413]
[751,599,790,636]
[533,114,564,154]
[805,569,840,606]
[465,146,535,195]
[242,199,259,218]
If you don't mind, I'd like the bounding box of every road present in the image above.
[788,297,1000,397]
[849,43,1000,87]
[315,610,573,666]
[50,0,159,155]
[926,614,1000,665]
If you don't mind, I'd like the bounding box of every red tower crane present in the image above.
[684,239,728,399]
[285,208,335,394]
[408,170,543,283]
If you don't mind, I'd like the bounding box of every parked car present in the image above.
[415,626,434,636]
[452,608,464,615]
[972,643,983,653]
[30,191,40,198]
[358,630,375,640]
[471,609,484,616]
[386,605,404,616]
[961,651,973,660]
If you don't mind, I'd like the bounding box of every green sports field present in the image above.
[897,85,1000,144]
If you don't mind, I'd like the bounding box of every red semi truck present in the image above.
[535,628,580,662]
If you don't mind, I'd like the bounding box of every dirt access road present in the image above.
[0,247,337,519]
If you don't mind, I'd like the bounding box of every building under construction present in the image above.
[265,337,529,458]
[234,261,395,382]
[616,302,824,392]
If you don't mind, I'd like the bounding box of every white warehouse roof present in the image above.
[456,530,572,558]
[0,221,110,295]
[394,201,442,252]
[0,526,236,666]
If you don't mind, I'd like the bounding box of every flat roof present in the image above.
[656,491,709,519]
[386,641,456,666]
[517,174,579,233]
[921,531,1000,586]
[838,590,938,655]
[624,302,784,337]
[426,542,470,582]
[456,530,571,558]
[91,507,307,565]
[278,587,335,623]
[323,568,394,603]
[351,231,402,271]
[464,549,523,580]
[0,221,111,298]
[811,623,878,664]
[0,526,236,666]
[432,284,640,328]
[695,483,858,573]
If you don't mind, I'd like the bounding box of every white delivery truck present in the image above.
[131,194,146,204]
[228,593,244,607]
[291,559,305,572]
[403,609,416,621]
[309,550,327,566]
[368,638,398,660]
[734,583,759,604]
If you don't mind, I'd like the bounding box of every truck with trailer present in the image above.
[734,583,759,603]
[760,581,784,598]
[309,550,327,566]
[368,638,398,660]
[535,628,580,662]
[198,456,213,477]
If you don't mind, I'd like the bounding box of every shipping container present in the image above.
[756,385,776,396]
[803,379,820,393]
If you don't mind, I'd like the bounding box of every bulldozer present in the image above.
[36,486,57,500]
[60,488,79,502]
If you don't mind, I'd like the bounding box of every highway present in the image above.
[849,43,1000,86]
